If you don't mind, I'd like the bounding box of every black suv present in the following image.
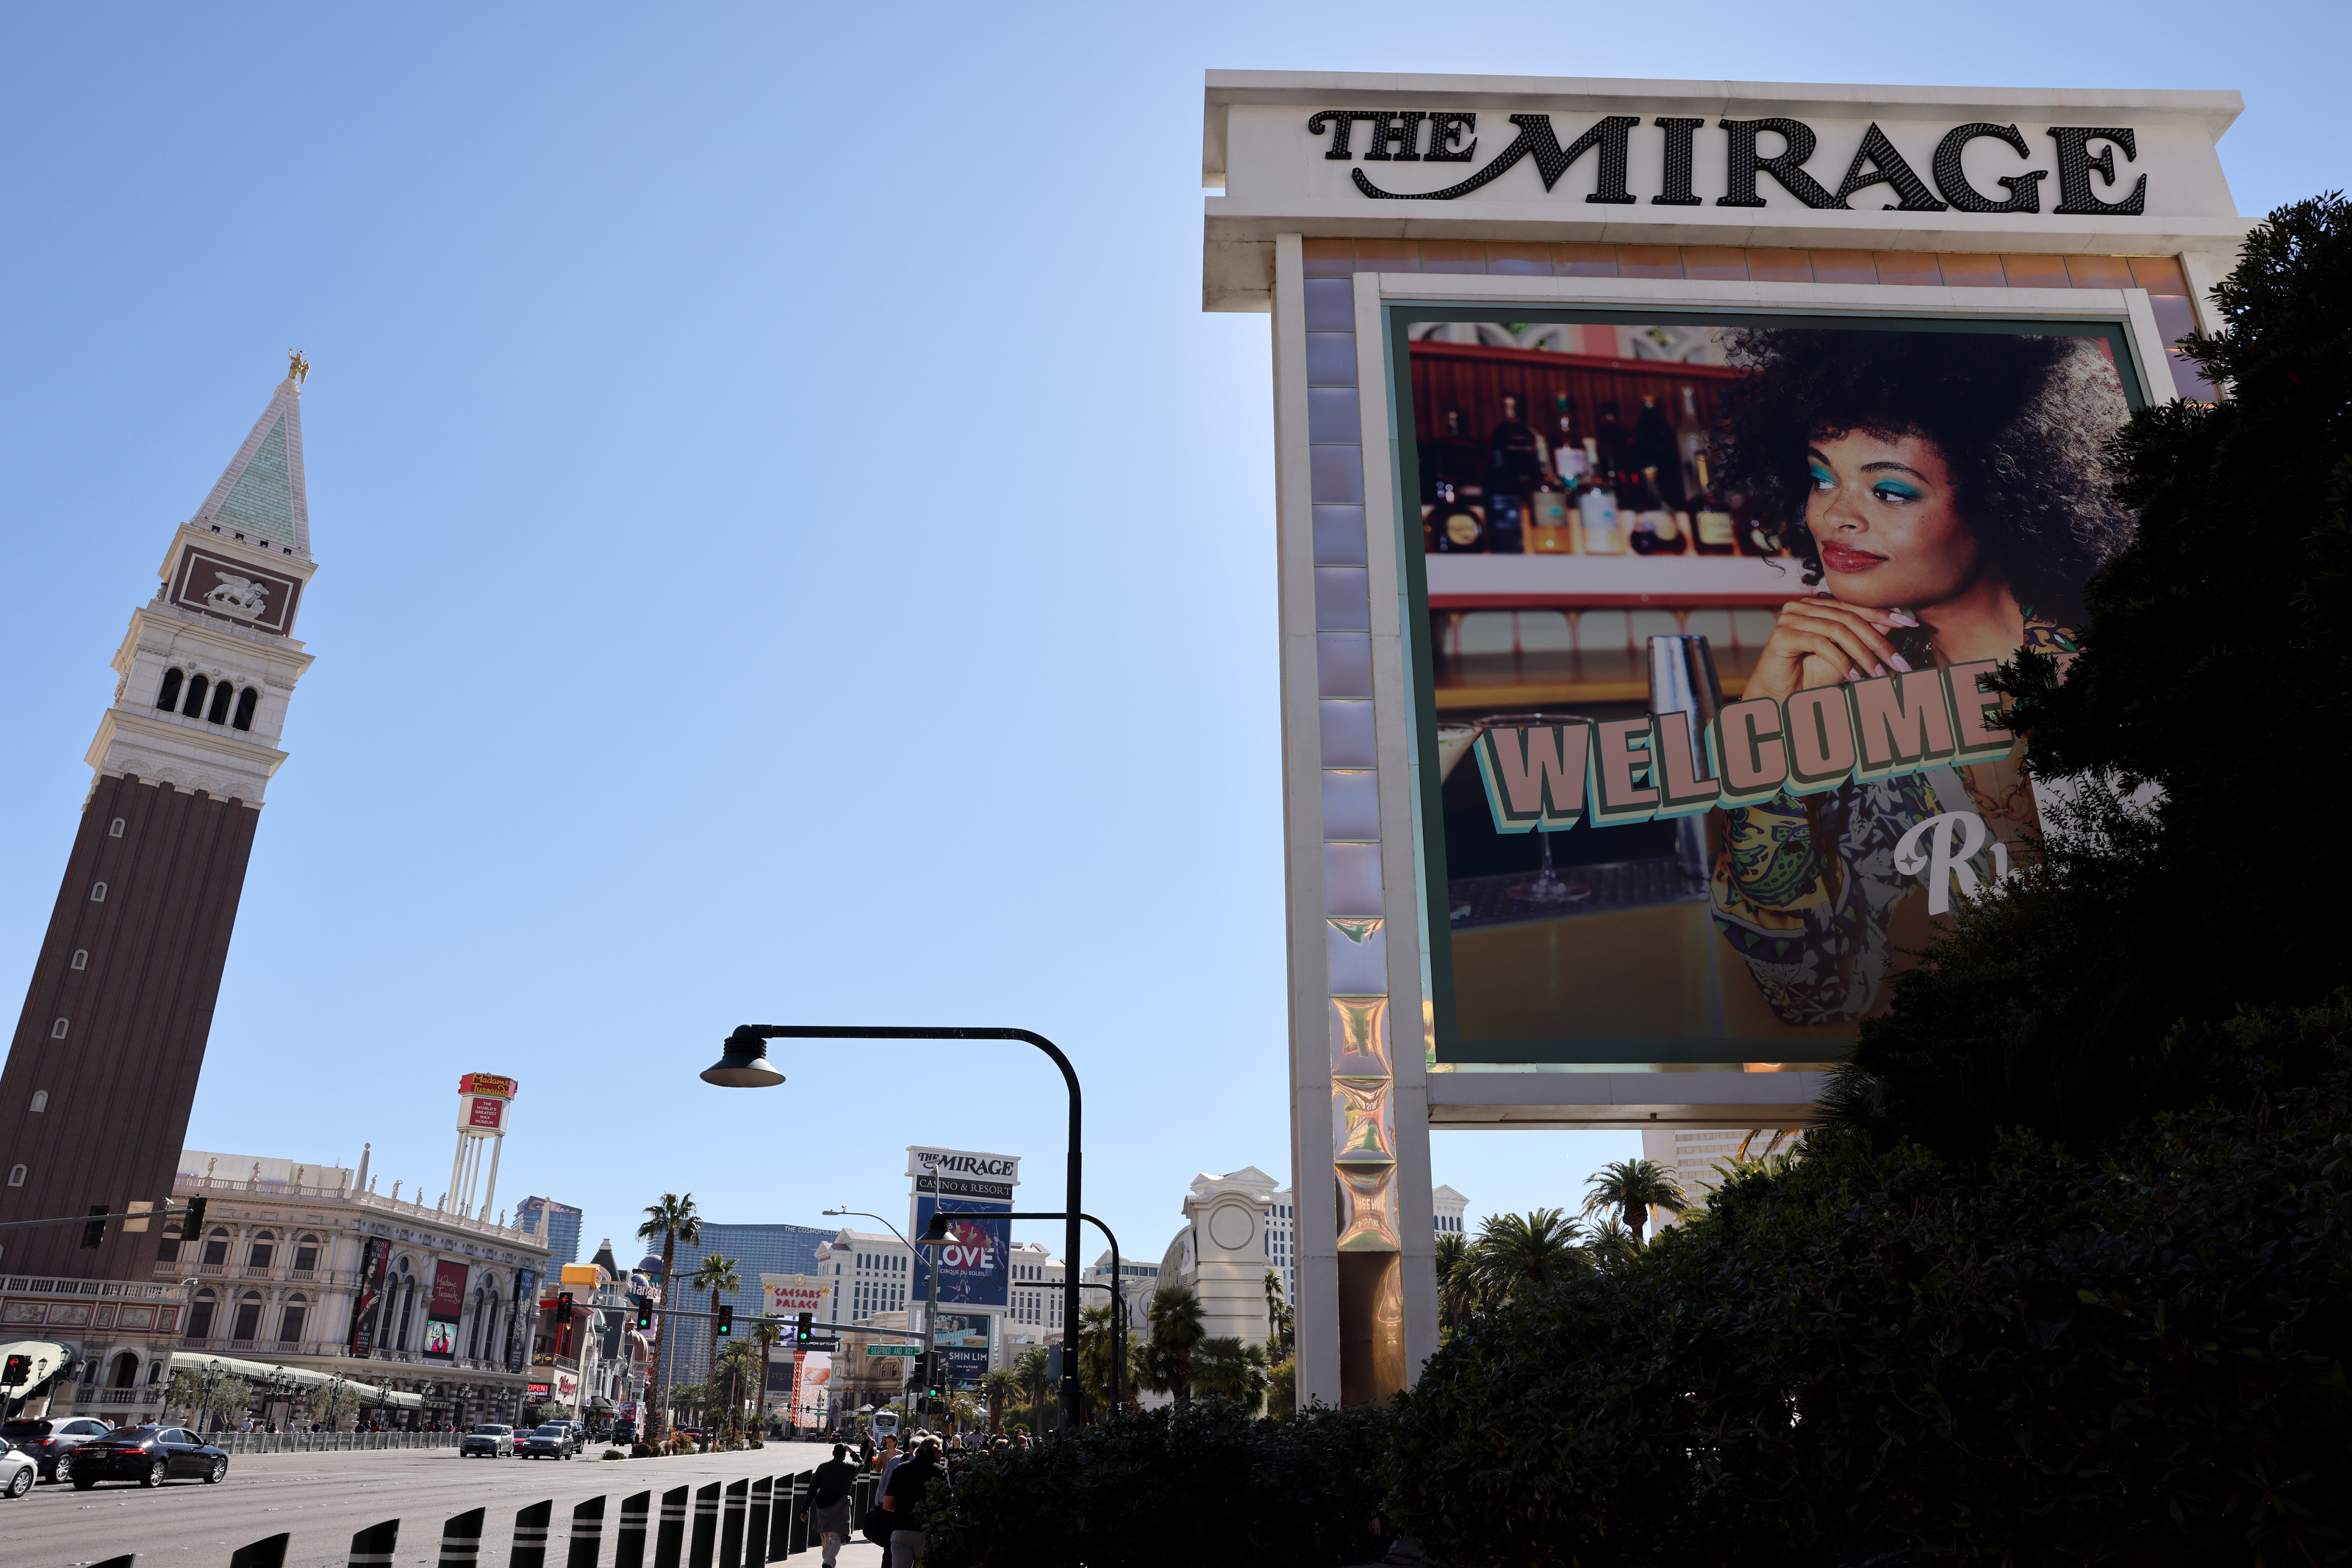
[0,1417,112,1483]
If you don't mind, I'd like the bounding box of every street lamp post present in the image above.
[822,1206,929,1429]
[703,1024,1086,1431]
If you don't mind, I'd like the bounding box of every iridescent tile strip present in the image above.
[1306,266,1401,1259]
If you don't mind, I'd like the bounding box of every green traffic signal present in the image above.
[715,1304,734,1337]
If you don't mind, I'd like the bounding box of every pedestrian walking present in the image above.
[881,1438,944,1567]
[805,1442,858,1567]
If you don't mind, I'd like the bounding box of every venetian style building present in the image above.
[0,365,322,1418]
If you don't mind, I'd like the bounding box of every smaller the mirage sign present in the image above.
[906,1147,1021,1184]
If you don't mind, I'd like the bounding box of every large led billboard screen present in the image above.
[1401,313,2144,1063]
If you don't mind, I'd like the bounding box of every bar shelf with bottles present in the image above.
[1413,338,1799,710]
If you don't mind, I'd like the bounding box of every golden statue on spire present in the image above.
[287,348,309,386]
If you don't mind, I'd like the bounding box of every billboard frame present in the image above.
[1377,289,2164,1067]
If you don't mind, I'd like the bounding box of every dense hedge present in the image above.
[922,1400,1392,1568]
[1382,1011,2352,1565]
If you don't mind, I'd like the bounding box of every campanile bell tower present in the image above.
[0,362,320,1282]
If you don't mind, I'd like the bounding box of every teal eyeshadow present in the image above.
[1872,481,1923,500]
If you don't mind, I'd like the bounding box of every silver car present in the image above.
[0,1439,35,1500]
[459,1423,515,1458]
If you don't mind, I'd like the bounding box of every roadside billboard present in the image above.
[908,1146,1014,1310]
[1399,315,2143,1064]
[793,1351,831,1426]
[761,1273,828,1318]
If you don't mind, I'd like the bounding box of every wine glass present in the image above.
[1477,711,1599,906]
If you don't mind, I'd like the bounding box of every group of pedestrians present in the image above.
[800,1431,962,1568]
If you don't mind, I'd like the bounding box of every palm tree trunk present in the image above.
[651,1231,675,1442]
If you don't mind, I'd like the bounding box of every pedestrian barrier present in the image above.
[173,1464,856,1567]
[200,1428,459,1455]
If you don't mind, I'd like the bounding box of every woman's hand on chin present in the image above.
[1743,597,1916,705]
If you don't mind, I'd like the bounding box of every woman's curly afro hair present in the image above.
[1710,327,2136,623]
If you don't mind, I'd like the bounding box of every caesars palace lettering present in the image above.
[1305,112,2146,215]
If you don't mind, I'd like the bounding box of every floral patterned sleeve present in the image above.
[1710,773,1941,1026]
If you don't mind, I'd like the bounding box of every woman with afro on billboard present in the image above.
[1706,326,2135,1026]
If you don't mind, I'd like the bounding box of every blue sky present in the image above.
[0,3,2338,1275]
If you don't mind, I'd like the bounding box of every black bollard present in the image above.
[614,1491,651,1568]
[767,1475,795,1560]
[568,1494,607,1568]
[348,1519,399,1567]
[789,1472,815,1554]
[89,1557,138,1568]
[720,1477,747,1567]
[227,1537,290,1568]
[512,1498,553,1568]
[653,1484,689,1568]
[687,1481,721,1567]
[440,1507,487,1568]
[746,1476,771,1563]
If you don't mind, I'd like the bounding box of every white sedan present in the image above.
[0,1439,35,1500]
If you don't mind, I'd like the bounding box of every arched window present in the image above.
[70,950,87,970]
[206,682,234,724]
[89,882,105,902]
[5,1165,23,1187]
[232,687,258,731]
[110,1351,138,1389]
[391,1259,415,1351]
[108,818,125,838]
[187,1289,218,1339]
[291,1234,319,1274]
[28,1091,46,1112]
[155,669,184,711]
[279,1295,306,1345]
[201,1227,230,1267]
[182,675,209,718]
[49,1018,67,1039]
[231,1291,263,1341]
[246,1231,275,1270]
[146,1361,165,1385]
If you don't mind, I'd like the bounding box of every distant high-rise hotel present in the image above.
[516,1197,584,1267]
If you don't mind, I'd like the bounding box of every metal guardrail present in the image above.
[169,1467,872,1568]
[204,1429,458,1454]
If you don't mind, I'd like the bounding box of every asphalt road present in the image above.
[0,1442,889,1568]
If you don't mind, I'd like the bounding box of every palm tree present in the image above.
[689,1253,742,1389]
[1263,1269,1294,1359]
[1191,1337,1272,1409]
[1582,1159,1689,1242]
[634,1193,702,1442]
[1139,1284,1208,1403]
[1075,1301,1123,1416]
[1013,1345,1053,1426]
[1434,1231,1477,1331]
[749,1317,782,1436]
[980,1367,1020,1431]
[1583,1216,1645,1268]
[1467,1208,1587,1304]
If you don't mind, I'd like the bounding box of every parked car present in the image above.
[609,1418,639,1445]
[0,1439,35,1499]
[459,1423,516,1459]
[519,1423,578,1460]
[0,1417,112,1483]
[68,1426,228,1489]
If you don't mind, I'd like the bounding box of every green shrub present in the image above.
[923,1400,1392,1568]
[1383,1015,2352,1564]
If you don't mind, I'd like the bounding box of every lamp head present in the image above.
[919,1212,953,1242]
[701,1028,785,1089]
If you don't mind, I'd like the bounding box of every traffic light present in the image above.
[794,1312,812,1348]
[555,1296,575,1326]
[79,1205,109,1249]
[715,1304,734,1337]
[2,1356,28,1388]
[634,1297,653,1332]
[182,1196,207,1231]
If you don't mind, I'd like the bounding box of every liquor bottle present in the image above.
[1674,386,1709,503]
[1623,466,1683,555]
[1486,394,1541,555]
[1576,453,1623,555]
[1552,395,1587,482]
[1629,395,1685,510]
[1527,475,1575,554]
[1593,401,1632,492]
[1421,410,1486,507]
[1487,489,1524,554]
[1690,453,1738,555]
[1430,480,1486,553]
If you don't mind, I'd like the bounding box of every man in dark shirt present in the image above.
[806,1442,858,1568]
[881,1439,946,1566]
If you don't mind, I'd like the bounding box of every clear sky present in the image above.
[0,3,2337,1276]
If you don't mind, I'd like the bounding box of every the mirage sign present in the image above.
[905,1147,1020,1184]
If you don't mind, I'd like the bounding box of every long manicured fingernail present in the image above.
[1887,611,1920,627]
[1871,662,1887,677]
[1844,667,1864,682]
[1888,652,1914,672]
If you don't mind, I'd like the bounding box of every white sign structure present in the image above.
[1203,69,2254,1411]
[442,1072,517,1223]
[761,1273,828,1318]
[904,1147,1021,1183]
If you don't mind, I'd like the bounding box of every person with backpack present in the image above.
[881,1439,945,1566]
[803,1442,858,1567]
